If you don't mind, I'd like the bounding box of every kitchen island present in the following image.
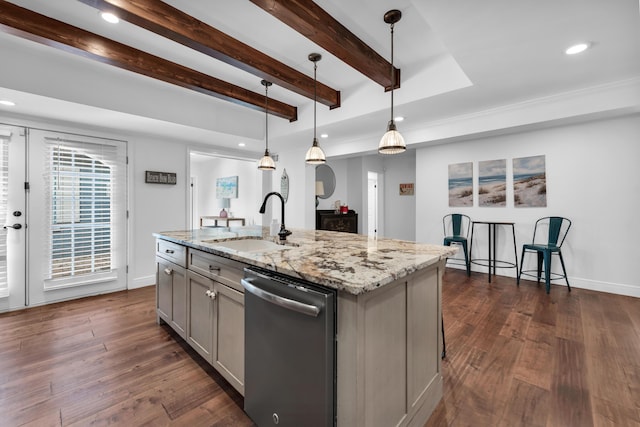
[154,227,457,427]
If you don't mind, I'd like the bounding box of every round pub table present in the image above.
[469,221,518,283]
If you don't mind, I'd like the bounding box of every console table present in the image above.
[470,221,518,282]
[316,210,358,233]
[200,216,246,227]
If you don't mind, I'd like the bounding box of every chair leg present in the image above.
[517,247,526,286]
[543,250,552,294]
[461,241,470,276]
[558,250,571,292]
[536,251,544,285]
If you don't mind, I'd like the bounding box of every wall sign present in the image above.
[399,183,414,196]
[145,170,176,185]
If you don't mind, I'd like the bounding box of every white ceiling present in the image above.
[1,0,639,158]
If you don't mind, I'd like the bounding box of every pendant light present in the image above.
[257,79,276,170]
[305,53,326,164]
[379,10,406,155]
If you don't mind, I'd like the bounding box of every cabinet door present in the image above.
[156,257,173,323]
[187,271,214,362]
[171,266,187,338]
[213,282,245,395]
[156,257,187,338]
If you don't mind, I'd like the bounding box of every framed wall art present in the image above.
[448,162,473,207]
[513,155,547,207]
[478,159,506,207]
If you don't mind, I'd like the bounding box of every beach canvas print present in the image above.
[448,162,473,207]
[478,159,506,207]
[513,155,547,207]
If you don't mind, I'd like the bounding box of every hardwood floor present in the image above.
[1,270,639,426]
[428,269,640,427]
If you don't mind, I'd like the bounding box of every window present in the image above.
[44,137,126,286]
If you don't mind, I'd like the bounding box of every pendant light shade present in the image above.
[258,80,276,170]
[305,53,326,165]
[379,10,406,155]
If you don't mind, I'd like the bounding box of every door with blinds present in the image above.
[0,125,27,311]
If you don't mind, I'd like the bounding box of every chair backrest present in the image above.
[443,214,471,238]
[532,216,571,247]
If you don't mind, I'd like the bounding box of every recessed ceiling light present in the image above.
[0,100,16,106]
[238,142,246,147]
[320,133,328,138]
[565,43,590,55]
[101,12,119,24]
[394,116,404,122]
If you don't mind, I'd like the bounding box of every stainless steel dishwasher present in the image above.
[241,267,336,427]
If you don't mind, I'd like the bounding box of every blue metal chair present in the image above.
[443,214,471,276]
[517,217,571,294]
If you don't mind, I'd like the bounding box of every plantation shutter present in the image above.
[43,137,126,287]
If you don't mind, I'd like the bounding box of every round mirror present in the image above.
[315,164,335,199]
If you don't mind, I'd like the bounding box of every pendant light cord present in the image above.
[265,84,269,151]
[390,22,395,123]
[314,61,317,141]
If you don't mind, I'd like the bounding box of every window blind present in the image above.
[43,137,126,285]
[0,137,8,296]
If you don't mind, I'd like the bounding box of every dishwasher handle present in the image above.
[241,277,321,317]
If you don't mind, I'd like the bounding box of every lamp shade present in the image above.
[379,122,406,154]
[305,139,326,164]
[315,181,325,197]
[257,150,276,170]
[219,198,230,209]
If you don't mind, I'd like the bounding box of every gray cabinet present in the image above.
[156,239,187,339]
[154,244,245,395]
[186,270,214,360]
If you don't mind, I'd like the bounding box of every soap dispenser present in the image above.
[270,219,279,236]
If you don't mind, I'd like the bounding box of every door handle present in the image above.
[3,224,22,230]
[241,277,321,317]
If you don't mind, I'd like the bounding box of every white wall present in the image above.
[416,114,640,297]
[383,151,416,241]
[128,136,189,288]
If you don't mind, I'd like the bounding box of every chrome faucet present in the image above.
[259,191,292,241]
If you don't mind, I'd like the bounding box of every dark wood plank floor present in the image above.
[1,269,639,426]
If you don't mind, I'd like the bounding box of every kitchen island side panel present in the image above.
[336,259,444,427]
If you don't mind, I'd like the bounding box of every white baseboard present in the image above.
[567,277,640,298]
[130,275,155,289]
[445,265,640,298]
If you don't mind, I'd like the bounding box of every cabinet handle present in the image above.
[163,268,173,275]
[165,249,175,254]
[205,290,217,299]
[208,265,221,273]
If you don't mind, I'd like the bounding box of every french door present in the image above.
[0,124,127,311]
[0,125,27,310]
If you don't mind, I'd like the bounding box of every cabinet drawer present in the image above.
[156,239,187,267]
[188,248,245,292]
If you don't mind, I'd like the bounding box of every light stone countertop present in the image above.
[153,227,458,295]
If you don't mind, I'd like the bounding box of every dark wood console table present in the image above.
[316,210,358,233]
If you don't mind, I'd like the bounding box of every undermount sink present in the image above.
[211,239,288,253]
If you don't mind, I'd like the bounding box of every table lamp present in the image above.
[219,198,230,218]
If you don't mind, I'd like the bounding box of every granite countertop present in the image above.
[154,227,458,295]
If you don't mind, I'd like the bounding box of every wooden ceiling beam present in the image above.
[78,0,340,109]
[249,0,400,91]
[0,1,298,121]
